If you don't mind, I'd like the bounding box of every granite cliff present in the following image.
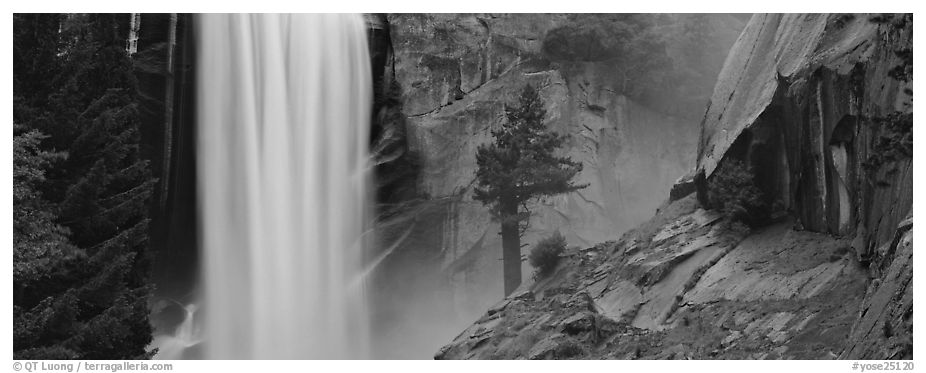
[433,13,912,360]
[366,14,747,358]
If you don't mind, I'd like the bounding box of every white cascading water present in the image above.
[195,14,372,359]
[150,303,200,359]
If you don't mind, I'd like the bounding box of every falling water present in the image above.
[195,14,372,359]
[150,303,201,359]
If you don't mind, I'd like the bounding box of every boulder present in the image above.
[559,312,595,334]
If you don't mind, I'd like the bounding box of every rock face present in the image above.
[436,195,871,359]
[139,13,199,301]
[391,14,703,248]
[434,13,912,360]
[367,14,746,358]
[840,215,912,359]
[696,13,912,245]
[693,13,913,358]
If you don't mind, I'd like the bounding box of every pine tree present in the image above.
[474,84,587,295]
[13,128,77,300]
[13,13,156,359]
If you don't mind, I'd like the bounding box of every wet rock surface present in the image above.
[434,14,912,360]
[436,195,891,359]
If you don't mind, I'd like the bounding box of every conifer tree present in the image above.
[13,13,156,359]
[474,84,586,295]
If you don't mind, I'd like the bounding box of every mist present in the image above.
[361,13,749,358]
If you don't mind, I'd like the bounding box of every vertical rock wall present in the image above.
[692,13,913,359]
[369,14,745,358]
[695,14,911,249]
[136,13,199,300]
[386,13,743,296]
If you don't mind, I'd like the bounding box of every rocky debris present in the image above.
[511,290,535,302]
[579,198,749,331]
[486,299,511,316]
[526,335,562,360]
[559,312,595,334]
[527,334,586,360]
[435,193,875,359]
[435,255,646,360]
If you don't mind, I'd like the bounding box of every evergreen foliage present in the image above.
[13,13,156,359]
[474,84,587,229]
[13,128,76,290]
[706,159,768,227]
[474,84,586,294]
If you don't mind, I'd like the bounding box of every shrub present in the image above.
[706,159,768,226]
[529,232,567,277]
[863,111,912,174]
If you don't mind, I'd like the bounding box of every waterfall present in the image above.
[150,303,201,359]
[195,14,373,359]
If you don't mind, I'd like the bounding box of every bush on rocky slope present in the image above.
[529,232,567,278]
[706,159,768,227]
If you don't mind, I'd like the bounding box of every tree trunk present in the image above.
[500,198,521,296]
